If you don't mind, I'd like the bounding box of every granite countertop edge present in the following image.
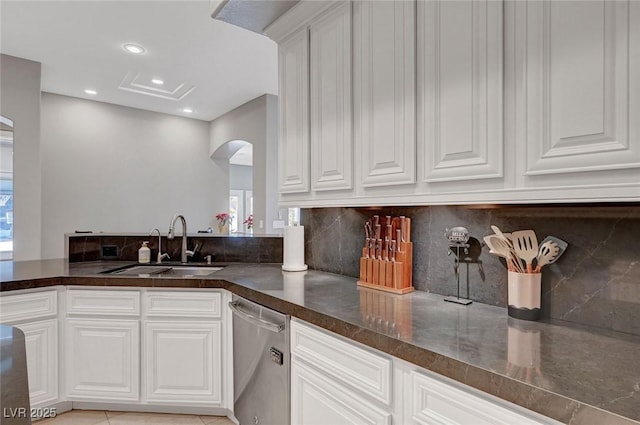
[1,260,638,425]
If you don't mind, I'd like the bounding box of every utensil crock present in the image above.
[507,271,541,321]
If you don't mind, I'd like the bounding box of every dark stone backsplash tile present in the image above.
[302,204,640,336]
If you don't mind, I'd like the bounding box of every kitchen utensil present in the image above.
[483,235,499,252]
[511,230,538,273]
[540,236,568,261]
[489,236,526,273]
[491,225,513,247]
[534,241,559,272]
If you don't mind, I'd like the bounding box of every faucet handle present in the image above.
[186,242,200,258]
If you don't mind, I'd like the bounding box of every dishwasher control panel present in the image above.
[270,347,284,365]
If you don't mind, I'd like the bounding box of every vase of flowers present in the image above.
[243,214,253,233]
[216,213,231,235]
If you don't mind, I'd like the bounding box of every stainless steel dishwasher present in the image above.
[229,295,290,425]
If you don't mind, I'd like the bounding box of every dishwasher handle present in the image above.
[229,301,285,333]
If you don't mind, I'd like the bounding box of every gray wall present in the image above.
[40,93,223,259]
[209,94,280,234]
[0,54,42,261]
[302,205,640,336]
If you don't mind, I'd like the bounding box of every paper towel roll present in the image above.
[282,225,308,272]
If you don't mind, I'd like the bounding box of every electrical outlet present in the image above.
[259,220,264,229]
[102,245,118,257]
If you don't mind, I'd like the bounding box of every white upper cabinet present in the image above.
[512,0,640,196]
[310,2,353,191]
[278,28,310,194]
[418,0,503,183]
[354,0,416,188]
[269,0,640,205]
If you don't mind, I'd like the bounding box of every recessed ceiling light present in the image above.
[123,43,145,54]
[183,108,193,113]
[84,89,97,95]
[151,79,164,85]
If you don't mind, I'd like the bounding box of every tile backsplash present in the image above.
[302,205,640,336]
[68,234,283,264]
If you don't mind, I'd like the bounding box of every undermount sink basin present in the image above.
[103,264,224,277]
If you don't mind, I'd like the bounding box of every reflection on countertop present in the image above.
[1,260,639,424]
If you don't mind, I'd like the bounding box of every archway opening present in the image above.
[229,142,253,234]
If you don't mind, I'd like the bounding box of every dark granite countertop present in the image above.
[1,259,639,425]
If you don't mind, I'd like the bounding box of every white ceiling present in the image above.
[0,0,278,122]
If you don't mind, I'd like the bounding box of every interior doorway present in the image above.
[229,142,253,234]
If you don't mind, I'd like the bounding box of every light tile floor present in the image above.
[37,410,234,425]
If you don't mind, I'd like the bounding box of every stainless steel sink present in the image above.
[104,264,223,277]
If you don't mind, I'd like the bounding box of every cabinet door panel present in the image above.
[144,321,222,404]
[409,370,548,425]
[419,0,503,182]
[15,319,58,406]
[279,28,310,193]
[66,318,139,400]
[291,361,391,425]
[520,0,640,175]
[355,0,415,187]
[310,2,352,191]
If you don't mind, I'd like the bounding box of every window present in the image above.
[0,116,14,260]
[230,189,253,234]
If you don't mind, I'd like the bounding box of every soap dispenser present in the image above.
[138,241,151,264]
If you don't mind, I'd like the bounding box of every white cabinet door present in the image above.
[514,0,640,181]
[66,318,139,401]
[144,321,222,405]
[418,0,503,183]
[310,2,353,191]
[279,27,310,194]
[291,360,392,425]
[354,0,416,188]
[15,319,58,407]
[407,369,553,425]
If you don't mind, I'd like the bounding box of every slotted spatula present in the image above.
[534,241,560,272]
[511,230,538,273]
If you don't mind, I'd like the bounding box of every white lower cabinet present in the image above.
[291,360,391,425]
[142,290,225,407]
[144,321,222,404]
[291,319,394,425]
[65,318,139,401]
[404,366,559,425]
[0,289,59,409]
[291,319,559,425]
[14,319,58,407]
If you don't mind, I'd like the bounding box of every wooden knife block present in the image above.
[357,241,414,294]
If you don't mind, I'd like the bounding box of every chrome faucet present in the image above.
[149,228,170,263]
[168,214,194,263]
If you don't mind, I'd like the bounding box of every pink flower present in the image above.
[216,213,230,225]
[243,214,254,229]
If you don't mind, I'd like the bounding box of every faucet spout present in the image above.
[168,214,189,263]
[149,228,169,263]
